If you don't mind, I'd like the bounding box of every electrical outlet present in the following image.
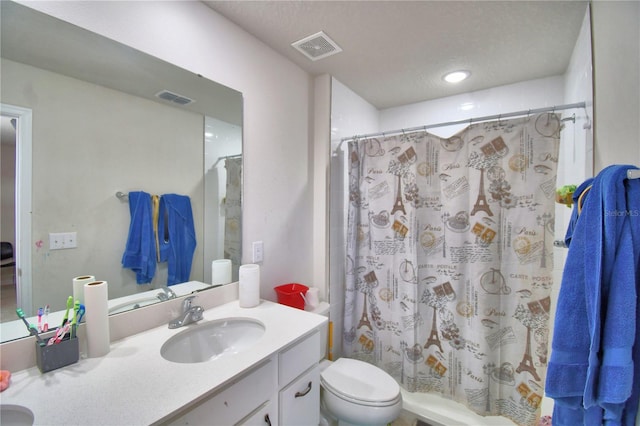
[49,232,78,250]
[49,233,64,250]
[63,232,77,248]
[252,241,264,263]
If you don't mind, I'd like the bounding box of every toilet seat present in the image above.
[320,358,400,407]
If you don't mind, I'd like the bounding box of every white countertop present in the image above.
[0,299,327,425]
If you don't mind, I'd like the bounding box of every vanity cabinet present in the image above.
[278,330,321,425]
[0,299,328,426]
[165,357,277,426]
[165,330,321,426]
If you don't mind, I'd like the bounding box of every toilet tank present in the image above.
[307,302,330,362]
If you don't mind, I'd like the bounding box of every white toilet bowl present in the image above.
[320,358,402,426]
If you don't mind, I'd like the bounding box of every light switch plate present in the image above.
[252,241,264,263]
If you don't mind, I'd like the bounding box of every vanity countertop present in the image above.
[0,300,327,425]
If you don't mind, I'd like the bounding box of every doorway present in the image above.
[0,116,17,321]
[1,104,33,318]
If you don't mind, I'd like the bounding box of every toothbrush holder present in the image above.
[35,337,79,373]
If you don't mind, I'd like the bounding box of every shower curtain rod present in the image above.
[213,153,242,167]
[337,101,587,151]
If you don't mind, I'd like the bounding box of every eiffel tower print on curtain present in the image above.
[471,168,493,216]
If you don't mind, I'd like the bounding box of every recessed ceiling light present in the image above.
[459,102,475,111]
[443,70,470,84]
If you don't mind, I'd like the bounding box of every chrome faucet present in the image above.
[168,295,204,329]
[157,287,177,301]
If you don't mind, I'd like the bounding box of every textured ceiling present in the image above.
[204,0,589,109]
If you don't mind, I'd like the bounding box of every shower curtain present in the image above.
[343,113,560,426]
[224,157,242,272]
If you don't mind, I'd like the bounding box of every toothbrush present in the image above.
[43,305,50,332]
[16,308,45,346]
[48,323,71,345]
[37,307,43,332]
[70,299,80,338]
[76,304,86,323]
[61,296,73,327]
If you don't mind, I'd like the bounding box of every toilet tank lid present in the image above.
[321,358,400,403]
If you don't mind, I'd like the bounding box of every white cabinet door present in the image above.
[279,366,320,426]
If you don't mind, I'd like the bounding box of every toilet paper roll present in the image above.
[84,280,110,358]
[211,259,232,285]
[239,264,260,308]
[72,275,95,305]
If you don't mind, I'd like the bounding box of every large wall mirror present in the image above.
[0,1,242,342]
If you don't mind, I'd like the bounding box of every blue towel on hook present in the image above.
[121,191,156,284]
[618,174,640,426]
[157,194,196,286]
[547,165,640,425]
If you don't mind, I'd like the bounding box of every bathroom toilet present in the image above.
[312,303,402,426]
[319,358,402,426]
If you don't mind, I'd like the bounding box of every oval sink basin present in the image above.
[160,318,265,363]
[1,404,34,426]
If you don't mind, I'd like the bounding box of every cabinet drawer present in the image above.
[167,357,277,426]
[278,331,319,386]
[279,366,320,426]
[237,398,278,425]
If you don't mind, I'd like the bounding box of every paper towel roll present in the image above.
[211,259,232,285]
[239,264,260,308]
[72,275,95,305]
[84,280,110,358]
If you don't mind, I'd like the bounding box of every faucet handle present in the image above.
[182,295,197,311]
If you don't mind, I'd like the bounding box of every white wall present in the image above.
[21,1,314,301]
[380,76,565,136]
[330,78,381,148]
[592,1,640,171]
[328,78,380,359]
[313,74,332,302]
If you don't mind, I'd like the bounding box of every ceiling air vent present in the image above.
[155,90,195,106]
[292,31,342,61]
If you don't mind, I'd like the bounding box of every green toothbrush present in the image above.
[61,296,73,327]
[70,299,80,338]
[16,308,45,346]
